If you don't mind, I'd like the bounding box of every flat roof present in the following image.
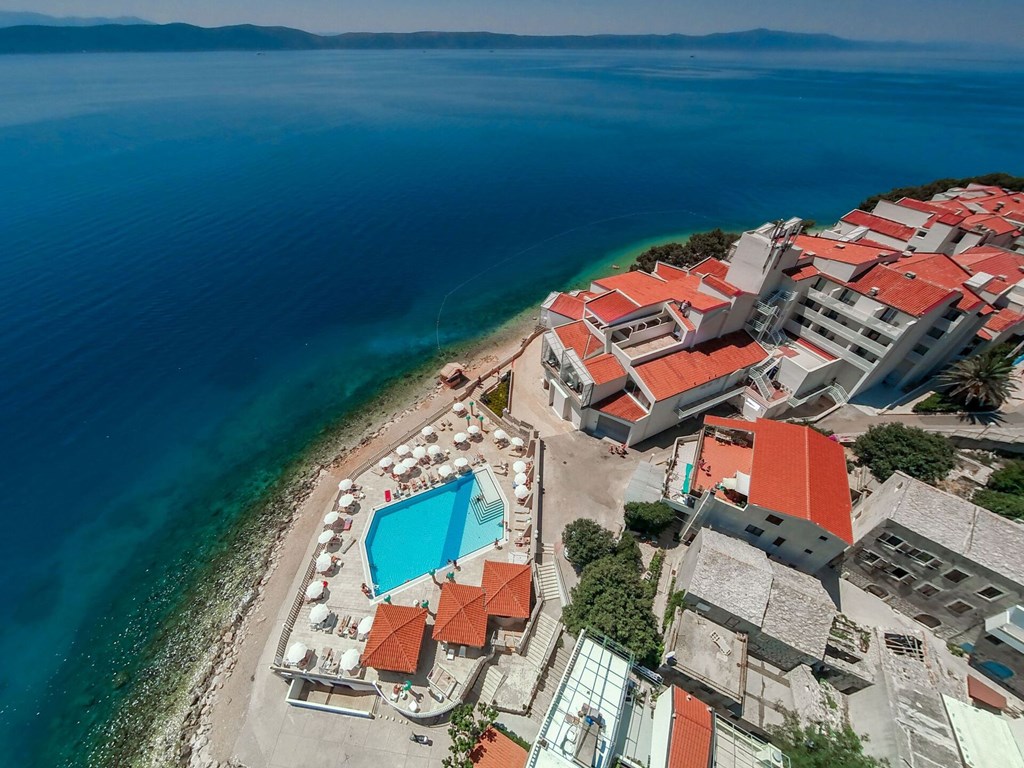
[669,611,747,702]
[943,695,1024,768]
[528,635,632,768]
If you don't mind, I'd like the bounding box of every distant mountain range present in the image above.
[0,10,151,27]
[0,23,899,55]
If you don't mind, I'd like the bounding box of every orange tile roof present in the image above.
[666,302,696,331]
[703,416,853,543]
[594,390,648,422]
[896,252,985,312]
[433,582,488,647]
[592,270,729,314]
[654,262,691,279]
[471,727,528,768]
[984,307,1024,335]
[794,234,896,265]
[843,264,958,317]
[952,247,1024,295]
[668,688,714,768]
[585,290,641,323]
[691,257,730,280]
[584,353,627,385]
[783,263,820,281]
[701,273,744,297]
[897,197,969,226]
[482,560,532,618]
[962,213,1020,236]
[363,604,427,673]
[841,209,916,241]
[633,332,767,401]
[553,320,603,360]
[547,292,586,321]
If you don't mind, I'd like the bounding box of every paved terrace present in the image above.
[275,404,538,718]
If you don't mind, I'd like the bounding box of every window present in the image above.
[818,535,828,542]
[857,550,881,564]
[765,514,784,526]
[877,532,905,550]
[977,585,1006,601]
[864,329,882,342]
[947,600,973,615]
[805,300,820,312]
[824,309,840,321]
[902,546,937,566]
[915,229,928,239]
[943,308,960,322]
[745,525,764,537]
[926,326,944,340]
[944,568,970,584]
[812,277,828,292]
[918,583,941,598]
[888,566,911,580]
[803,549,813,555]
[987,635,1004,646]
[772,537,786,547]
[879,307,899,325]
[913,343,929,356]
[838,288,856,306]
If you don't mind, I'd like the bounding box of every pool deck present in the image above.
[275,405,537,719]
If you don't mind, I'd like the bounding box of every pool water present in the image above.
[364,472,504,594]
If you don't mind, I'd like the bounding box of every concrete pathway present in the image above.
[819,405,1024,446]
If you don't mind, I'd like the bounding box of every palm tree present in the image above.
[938,348,1015,409]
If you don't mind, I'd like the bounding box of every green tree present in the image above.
[973,489,1024,520]
[632,229,740,273]
[770,714,888,768]
[562,519,615,570]
[987,460,1024,495]
[938,348,1014,410]
[852,424,955,483]
[624,501,677,536]
[562,556,663,667]
[443,702,498,768]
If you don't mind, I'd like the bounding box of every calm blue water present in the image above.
[365,472,500,593]
[0,48,1022,765]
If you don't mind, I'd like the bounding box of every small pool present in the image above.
[363,469,506,594]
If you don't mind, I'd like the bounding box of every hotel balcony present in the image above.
[807,288,903,336]
[798,305,890,358]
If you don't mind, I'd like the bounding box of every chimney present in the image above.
[998,275,1007,281]
[868,287,880,296]
[905,272,917,279]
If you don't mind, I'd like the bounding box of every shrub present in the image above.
[769,713,887,768]
[663,590,687,630]
[852,423,955,483]
[986,460,1024,495]
[481,374,510,415]
[562,519,614,570]
[624,501,677,536]
[973,489,1024,520]
[911,392,987,414]
[632,229,740,273]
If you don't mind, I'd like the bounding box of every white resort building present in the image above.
[539,184,1024,445]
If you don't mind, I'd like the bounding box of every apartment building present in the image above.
[845,472,1024,696]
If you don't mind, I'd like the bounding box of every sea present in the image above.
[0,47,1022,766]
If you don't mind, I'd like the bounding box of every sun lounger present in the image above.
[446,645,456,661]
[340,517,353,532]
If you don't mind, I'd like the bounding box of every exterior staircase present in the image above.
[470,493,504,524]
[478,664,507,705]
[529,632,573,720]
[525,613,559,667]
[537,561,563,605]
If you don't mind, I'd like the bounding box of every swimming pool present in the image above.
[363,469,506,594]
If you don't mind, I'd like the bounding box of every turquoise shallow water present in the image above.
[365,472,500,593]
[0,48,1022,766]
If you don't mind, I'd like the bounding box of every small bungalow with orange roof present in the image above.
[482,560,533,625]
[433,582,489,650]
[470,726,528,768]
[362,604,428,674]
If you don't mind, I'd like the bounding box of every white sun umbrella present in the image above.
[412,446,427,460]
[401,456,417,469]
[454,457,469,470]
[316,552,334,573]
[493,429,508,442]
[454,432,467,444]
[378,456,393,469]
[467,425,481,436]
[324,511,340,526]
[421,425,435,438]
[338,478,353,491]
[514,472,529,486]
[438,464,453,478]
[428,444,442,457]
[514,485,530,500]
[305,581,325,600]
[392,463,408,476]
[286,642,308,664]
[452,402,467,414]
[309,603,329,624]
[512,460,527,474]
[357,614,374,636]
[511,437,525,448]
[396,444,411,457]
[340,647,361,672]
[318,530,335,545]
[339,493,355,508]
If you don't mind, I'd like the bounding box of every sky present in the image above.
[6,0,1024,46]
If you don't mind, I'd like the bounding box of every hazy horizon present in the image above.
[3,0,1024,46]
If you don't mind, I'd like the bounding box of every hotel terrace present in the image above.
[269,399,552,722]
[539,184,1024,446]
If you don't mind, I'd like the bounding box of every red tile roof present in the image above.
[962,213,1020,236]
[701,416,853,543]
[896,252,985,312]
[794,234,896,265]
[433,582,488,647]
[653,262,691,280]
[691,257,730,280]
[896,197,969,226]
[668,688,714,768]
[471,727,528,768]
[482,561,532,619]
[592,270,729,314]
[783,263,820,281]
[547,292,586,321]
[666,302,696,331]
[553,320,603,360]
[953,247,1024,295]
[584,353,627,385]
[363,604,427,673]
[967,675,1007,711]
[793,336,837,362]
[701,273,744,297]
[841,209,916,241]
[844,264,958,317]
[982,307,1024,337]
[633,332,767,401]
[594,390,647,423]
[585,290,641,323]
